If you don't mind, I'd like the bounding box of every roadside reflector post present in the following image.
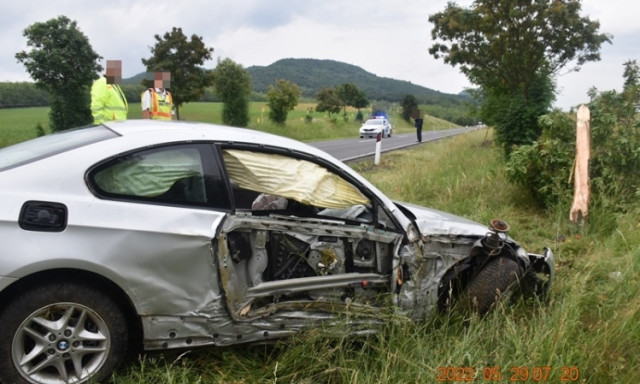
[374,132,382,165]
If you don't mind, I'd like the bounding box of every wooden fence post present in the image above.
[570,105,591,223]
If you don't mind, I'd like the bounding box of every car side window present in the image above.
[89,145,211,206]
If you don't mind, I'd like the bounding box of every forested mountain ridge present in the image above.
[246,58,469,104]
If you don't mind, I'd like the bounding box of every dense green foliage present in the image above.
[0,81,148,108]
[266,79,301,124]
[15,16,100,131]
[0,82,49,108]
[429,0,611,154]
[477,72,555,154]
[142,27,215,120]
[120,84,148,104]
[336,83,369,116]
[400,94,419,122]
[213,58,252,127]
[422,102,479,127]
[315,87,342,116]
[505,60,640,213]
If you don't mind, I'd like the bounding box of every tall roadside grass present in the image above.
[110,129,638,383]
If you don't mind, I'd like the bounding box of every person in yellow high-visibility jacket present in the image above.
[91,60,128,124]
[141,71,174,120]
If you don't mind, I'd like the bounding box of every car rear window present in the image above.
[0,126,119,171]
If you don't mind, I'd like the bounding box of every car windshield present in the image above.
[365,120,384,126]
[0,125,119,171]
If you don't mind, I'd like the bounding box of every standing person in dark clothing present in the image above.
[414,116,423,143]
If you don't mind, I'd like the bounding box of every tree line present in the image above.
[0,82,150,109]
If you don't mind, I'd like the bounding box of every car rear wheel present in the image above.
[459,257,523,315]
[0,281,128,384]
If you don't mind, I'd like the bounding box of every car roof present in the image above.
[102,120,328,157]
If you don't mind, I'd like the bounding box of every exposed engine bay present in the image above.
[218,212,401,320]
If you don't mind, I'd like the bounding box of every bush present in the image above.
[221,95,250,127]
[504,112,575,209]
[505,61,640,212]
[35,122,46,137]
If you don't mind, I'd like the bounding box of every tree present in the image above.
[266,79,301,124]
[15,16,101,131]
[400,94,419,122]
[621,59,640,123]
[214,58,252,127]
[315,87,342,117]
[142,27,214,120]
[336,83,369,115]
[429,0,611,154]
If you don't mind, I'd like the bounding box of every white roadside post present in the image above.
[374,131,382,165]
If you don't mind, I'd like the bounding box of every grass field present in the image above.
[0,102,453,148]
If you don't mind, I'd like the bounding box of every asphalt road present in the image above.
[310,126,482,162]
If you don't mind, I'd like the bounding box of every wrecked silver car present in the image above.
[0,121,553,384]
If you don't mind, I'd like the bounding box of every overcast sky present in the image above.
[2,0,638,110]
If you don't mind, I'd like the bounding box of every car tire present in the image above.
[0,281,129,384]
[459,257,523,315]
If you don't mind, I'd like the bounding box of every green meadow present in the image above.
[0,102,454,148]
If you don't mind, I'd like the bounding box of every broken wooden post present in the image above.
[570,104,591,223]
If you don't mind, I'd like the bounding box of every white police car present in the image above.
[359,117,392,138]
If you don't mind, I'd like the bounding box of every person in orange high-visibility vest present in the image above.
[91,60,128,124]
[141,71,174,120]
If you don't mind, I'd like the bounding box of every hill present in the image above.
[122,72,151,86]
[246,58,469,104]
